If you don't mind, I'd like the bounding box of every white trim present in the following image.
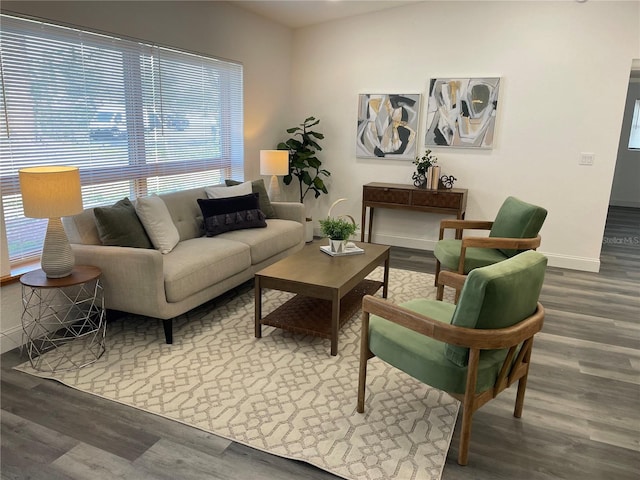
[609,200,640,208]
[358,230,601,273]
[0,324,24,355]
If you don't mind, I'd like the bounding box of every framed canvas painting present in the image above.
[356,93,420,159]
[425,77,500,149]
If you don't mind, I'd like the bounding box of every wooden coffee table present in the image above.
[255,240,390,355]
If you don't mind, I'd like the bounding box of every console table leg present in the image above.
[255,278,262,338]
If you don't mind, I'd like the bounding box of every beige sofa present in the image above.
[62,186,305,343]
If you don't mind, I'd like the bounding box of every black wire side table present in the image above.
[20,265,106,372]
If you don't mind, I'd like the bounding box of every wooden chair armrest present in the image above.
[439,220,493,240]
[461,235,542,250]
[437,270,467,291]
[362,295,545,350]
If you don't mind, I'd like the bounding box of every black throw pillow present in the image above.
[197,193,267,237]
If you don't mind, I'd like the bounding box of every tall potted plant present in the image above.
[278,117,330,242]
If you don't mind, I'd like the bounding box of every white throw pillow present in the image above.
[205,181,252,199]
[135,195,180,254]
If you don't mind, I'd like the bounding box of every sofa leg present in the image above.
[162,319,173,344]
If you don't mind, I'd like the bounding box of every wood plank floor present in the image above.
[2,206,639,480]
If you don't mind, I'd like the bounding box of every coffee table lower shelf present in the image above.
[259,279,383,339]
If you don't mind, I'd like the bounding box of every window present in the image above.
[629,99,640,150]
[0,14,244,267]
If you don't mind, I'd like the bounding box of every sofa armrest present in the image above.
[271,202,305,224]
[70,244,166,315]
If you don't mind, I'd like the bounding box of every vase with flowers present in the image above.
[412,149,439,189]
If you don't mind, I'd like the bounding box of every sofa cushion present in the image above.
[197,194,267,237]
[158,188,206,241]
[93,197,152,248]
[205,181,252,199]
[226,178,277,218]
[135,194,181,254]
[218,218,303,264]
[163,237,251,303]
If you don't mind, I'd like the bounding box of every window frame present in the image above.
[0,13,244,269]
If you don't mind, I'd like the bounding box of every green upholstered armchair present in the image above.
[357,250,547,465]
[434,196,547,301]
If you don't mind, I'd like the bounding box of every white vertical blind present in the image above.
[0,14,244,267]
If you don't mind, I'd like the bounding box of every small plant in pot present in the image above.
[319,216,357,253]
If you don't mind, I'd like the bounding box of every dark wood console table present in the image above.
[361,182,468,242]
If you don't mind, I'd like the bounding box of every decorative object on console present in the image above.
[19,166,84,278]
[425,77,500,148]
[259,150,289,202]
[440,174,457,189]
[356,93,420,159]
[412,149,439,189]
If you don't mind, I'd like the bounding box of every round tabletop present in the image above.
[20,265,102,288]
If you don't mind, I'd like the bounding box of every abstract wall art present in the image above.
[425,78,500,149]
[356,93,420,159]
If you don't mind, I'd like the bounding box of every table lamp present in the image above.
[19,166,84,278]
[260,150,289,201]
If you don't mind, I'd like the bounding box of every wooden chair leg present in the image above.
[357,311,371,413]
[458,401,473,466]
[458,348,480,466]
[514,340,533,417]
[514,372,529,418]
[454,288,461,304]
[434,259,441,287]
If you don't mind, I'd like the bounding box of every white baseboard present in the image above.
[540,252,600,272]
[359,231,601,273]
[0,324,24,355]
[609,200,640,208]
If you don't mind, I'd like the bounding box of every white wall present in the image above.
[611,78,640,207]
[289,0,639,272]
[0,0,293,353]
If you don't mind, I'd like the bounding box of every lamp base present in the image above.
[41,217,75,278]
[268,175,282,202]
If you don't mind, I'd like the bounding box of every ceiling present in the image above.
[230,0,425,29]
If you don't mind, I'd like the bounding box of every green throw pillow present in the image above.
[93,197,153,248]
[225,178,277,218]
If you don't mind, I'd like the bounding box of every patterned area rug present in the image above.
[16,268,459,480]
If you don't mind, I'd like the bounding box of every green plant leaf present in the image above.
[301,170,313,185]
[283,174,293,185]
[287,127,301,134]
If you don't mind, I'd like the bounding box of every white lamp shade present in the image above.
[260,150,289,176]
[19,166,83,218]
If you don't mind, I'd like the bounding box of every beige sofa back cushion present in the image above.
[158,187,207,241]
[63,208,101,245]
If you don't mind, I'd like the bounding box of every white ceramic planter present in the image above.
[329,239,346,253]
